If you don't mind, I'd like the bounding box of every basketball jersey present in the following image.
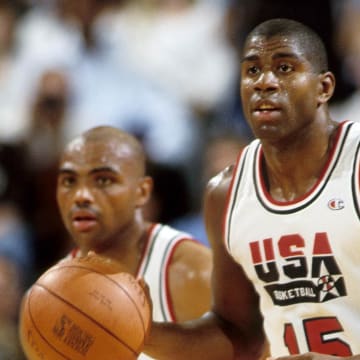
[68,223,195,360]
[224,121,360,356]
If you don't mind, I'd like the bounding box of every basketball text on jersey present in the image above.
[249,232,346,306]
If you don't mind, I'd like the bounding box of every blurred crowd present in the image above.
[0,0,359,358]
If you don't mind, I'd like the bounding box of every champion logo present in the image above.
[328,198,344,210]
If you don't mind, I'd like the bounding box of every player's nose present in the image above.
[74,185,94,206]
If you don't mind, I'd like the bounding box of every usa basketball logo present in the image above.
[250,233,347,305]
[328,198,344,210]
[316,273,345,302]
[317,274,335,292]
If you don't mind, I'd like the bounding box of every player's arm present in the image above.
[205,165,267,359]
[167,238,213,321]
[144,312,235,359]
[143,166,267,360]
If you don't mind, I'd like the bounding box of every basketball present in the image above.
[19,254,151,360]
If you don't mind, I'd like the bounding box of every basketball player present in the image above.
[56,126,212,359]
[142,18,360,359]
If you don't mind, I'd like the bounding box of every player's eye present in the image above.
[247,65,259,75]
[95,176,114,187]
[59,176,75,188]
[278,63,293,73]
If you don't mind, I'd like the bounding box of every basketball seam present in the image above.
[46,264,148,336]
[33,281,139,357]
[27,286,72,360]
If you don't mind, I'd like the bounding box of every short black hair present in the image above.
[245,18,328,73]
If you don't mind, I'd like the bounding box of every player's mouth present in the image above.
[71,211,98,232]
[252,101,281,121]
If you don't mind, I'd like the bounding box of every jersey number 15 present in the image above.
[284,317,352,355]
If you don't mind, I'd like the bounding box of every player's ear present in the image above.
[135,176,153,207]
[317,71,335,106]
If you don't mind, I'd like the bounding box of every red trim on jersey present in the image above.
[135,222,156,278]
[70,247,80,258]
[222,147,246,248]
[163,237,191,323]
[358,156,360,193]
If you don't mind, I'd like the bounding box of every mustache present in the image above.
[69,206,100,220]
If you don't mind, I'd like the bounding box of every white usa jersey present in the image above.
[137,223,196,360]
[224,121,360,356]
[68,223,195,360]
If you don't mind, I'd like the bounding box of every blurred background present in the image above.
[0,0,358,357]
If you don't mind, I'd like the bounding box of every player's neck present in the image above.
[91,216,150,276]
[261,119,338,202]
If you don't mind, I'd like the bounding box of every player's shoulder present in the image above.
[158,224,211,266]
[205,139,255,195]
[348,120,360,138]
[175,237,211,257]
[155,223,195,244]
[339,120,360,137]
[207,164,234,192]
[151,221,201,244]
[168,238,212,282]
[160,224,210,253]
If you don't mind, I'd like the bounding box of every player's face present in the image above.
[56,138,149,253]
[240,34,321,143]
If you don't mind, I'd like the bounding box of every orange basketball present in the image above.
[19,254,151,360]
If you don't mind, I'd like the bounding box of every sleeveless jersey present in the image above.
[224,121,360,356]
[68,223,195,360]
